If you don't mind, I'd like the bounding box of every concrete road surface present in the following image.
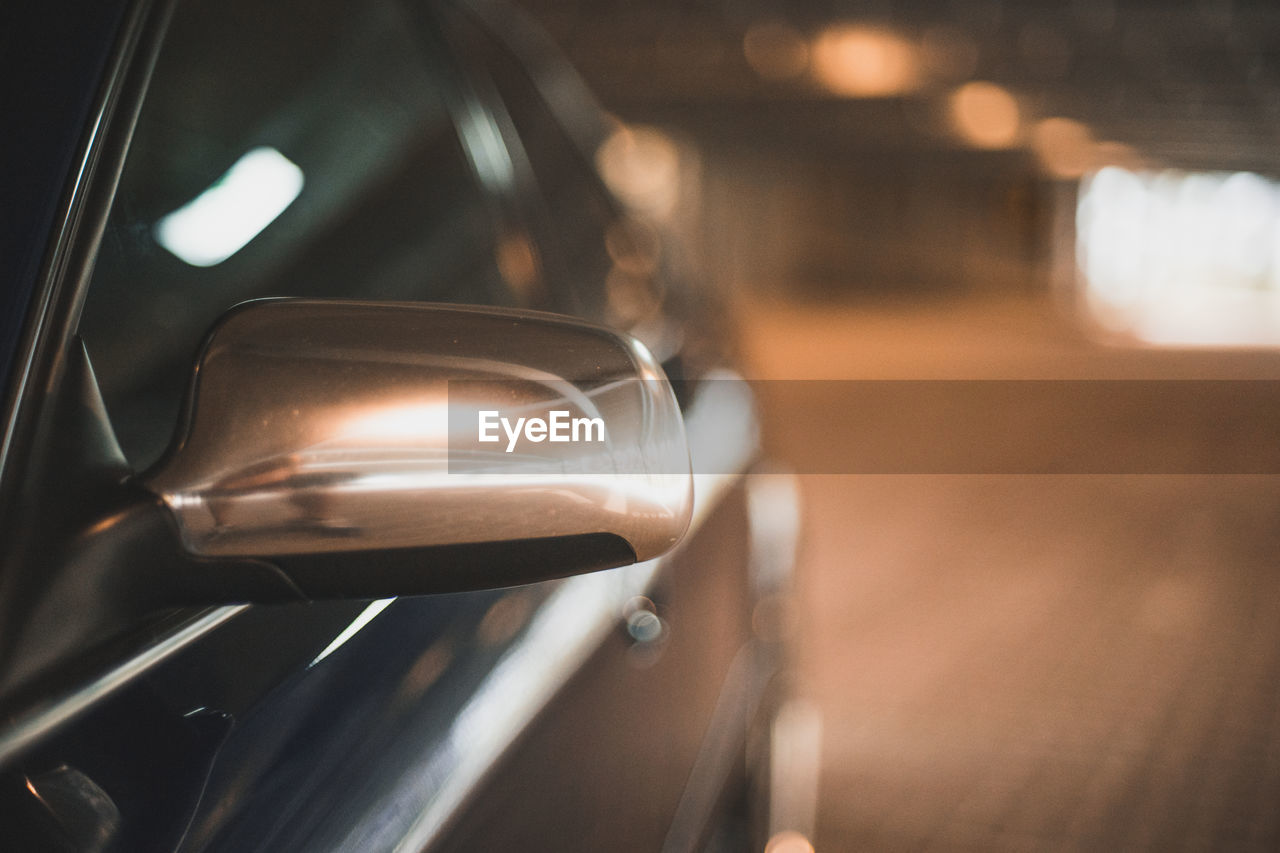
[739,295,1280,852]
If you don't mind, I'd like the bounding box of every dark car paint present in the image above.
[0,1,767,850]
[3,487,757,851]
[432,486,755,853]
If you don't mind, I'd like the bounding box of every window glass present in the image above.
[80,0,532,467]
[444,7,617,323]
[445,8,694,364]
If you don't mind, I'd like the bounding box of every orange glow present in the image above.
[1031,116,1095,178]
[402,641,453,696]
[1033,120,1146,178]
[948,81,1020,149]
[765,831,816,853]
[811,25,919,98]
[744,21,809,81]
[496,231,540,297]
[478,592,534,646]
[340,402,449,442]
[1093,140,1145,171]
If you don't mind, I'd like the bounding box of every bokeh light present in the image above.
[1078,166,1280,344]
[948,81,1021,148]
[1031,116,1095,178]
[811,25,919,98]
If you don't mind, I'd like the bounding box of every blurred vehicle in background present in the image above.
[0,0,797,849]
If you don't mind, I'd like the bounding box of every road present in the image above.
[738,294,1280,851]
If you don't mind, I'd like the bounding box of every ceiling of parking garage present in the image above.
[514,0,1280,176]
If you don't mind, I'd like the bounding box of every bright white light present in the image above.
[154,146,304,267]
[1078,167,1280,345]
[341,402,450,442]
[309,598,395,667]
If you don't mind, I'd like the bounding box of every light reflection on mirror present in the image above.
[340,402,451,443]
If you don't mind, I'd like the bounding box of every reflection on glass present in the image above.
[495,231,542,300]
[477,592,534,647]
[596,125,682,222]
[154,147,303,267]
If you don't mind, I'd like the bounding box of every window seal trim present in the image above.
[0,0,207,768]
[0,0,171,512]
[0,604,247,767]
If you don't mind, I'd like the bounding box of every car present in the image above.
[0,0,797,850]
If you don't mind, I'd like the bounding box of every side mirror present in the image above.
[143,299,692,598]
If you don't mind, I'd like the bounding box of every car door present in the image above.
[0,0,761,850]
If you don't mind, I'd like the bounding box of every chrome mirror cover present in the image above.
[144,300,692,586]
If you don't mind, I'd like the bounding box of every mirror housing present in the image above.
[142,299,692,598]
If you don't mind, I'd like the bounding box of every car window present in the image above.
[79,0,540,468]
[445,6,695,364]
[444,5,619,325]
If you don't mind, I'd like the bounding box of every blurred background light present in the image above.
[811,25,919,98]
[1032,116,1096,179]
[948,81,1020,149]
[1078,167,1280,344]
[154,146,303,267]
